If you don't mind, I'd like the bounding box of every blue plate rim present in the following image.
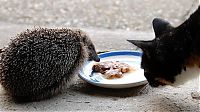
[98,50,142,58]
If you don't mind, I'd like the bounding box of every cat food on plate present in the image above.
[92,61,134,79]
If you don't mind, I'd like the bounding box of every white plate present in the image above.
[78,50,147,89]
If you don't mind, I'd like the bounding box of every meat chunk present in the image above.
[92,61,131,79]
[104,68,123,79]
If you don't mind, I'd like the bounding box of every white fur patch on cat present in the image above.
[171,67,200,87]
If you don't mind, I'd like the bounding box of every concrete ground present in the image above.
[0,0,199,111]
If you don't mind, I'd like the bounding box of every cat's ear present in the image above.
[153,18,174,37]
[127,40,155,51]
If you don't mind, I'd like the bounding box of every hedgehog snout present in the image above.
[88,53,100,62]
[94,56,100,62]
[87,48,100,62]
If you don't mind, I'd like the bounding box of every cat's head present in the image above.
[128,18,187,87]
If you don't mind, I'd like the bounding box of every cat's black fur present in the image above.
[128,6,200,87]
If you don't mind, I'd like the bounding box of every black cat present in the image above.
[128,6,200,87]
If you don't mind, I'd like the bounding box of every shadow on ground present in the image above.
[70,80,152,98]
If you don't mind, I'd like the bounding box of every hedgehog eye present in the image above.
[88,45,93,50]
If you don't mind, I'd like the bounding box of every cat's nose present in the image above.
[144,72,166,87]
[149,80,166,87]
[149,81,160,87]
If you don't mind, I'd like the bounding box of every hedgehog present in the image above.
[0,28,100,102]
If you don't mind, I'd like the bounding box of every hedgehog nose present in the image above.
[95,57,100,62]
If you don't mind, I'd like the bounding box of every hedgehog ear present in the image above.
[153,18,174,37]
[127,40,155,51]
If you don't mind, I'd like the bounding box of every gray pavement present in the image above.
[0,0,198,31]
[0,0,199,111]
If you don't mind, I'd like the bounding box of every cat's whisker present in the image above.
[138,83,150,94]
